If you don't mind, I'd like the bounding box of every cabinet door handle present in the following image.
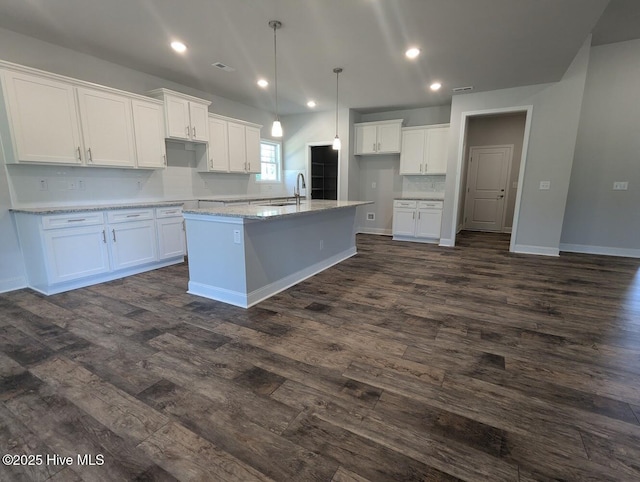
[418,212,421,219]
[87,148,93,162]
[186,126,190,136]
[163,155,166,166]
[413,212,415,220]
[66,218,86,223]
[248,162,251,171]
[372,143,376,152]
[125,214,140,218]
[112,229,116,242]
[102,229,106,243]
[182,220,185,231]
[378,142,381,151]
[210,158,214,168]
[77,146,82,161]
[193,126,196,138]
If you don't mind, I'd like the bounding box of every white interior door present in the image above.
[464,146,512,232]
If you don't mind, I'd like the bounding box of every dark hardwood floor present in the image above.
[2,231,640,481]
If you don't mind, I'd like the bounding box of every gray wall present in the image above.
[0,138,25,292]
[442,37,591,255]
[561,38,640,255]
[462,113,527,231]
[281,108,352,200]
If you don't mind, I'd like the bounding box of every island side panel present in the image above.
[243,206,358,306]
[183,214,248,306]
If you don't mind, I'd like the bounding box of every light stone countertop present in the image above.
[10,201,184,215]
[184,200,373,220]
[395,195,444,201]
[198,195,294,203]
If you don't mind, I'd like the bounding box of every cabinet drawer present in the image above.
[394,200,417,209]
[156,206,183,218]
[418,201,443,209]
[42,212,104,229]
[107,209,154,223]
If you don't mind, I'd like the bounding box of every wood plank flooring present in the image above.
[1,231,640,481]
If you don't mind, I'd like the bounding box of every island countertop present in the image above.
[183,199,373,220]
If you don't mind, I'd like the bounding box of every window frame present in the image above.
[255,139,282,183]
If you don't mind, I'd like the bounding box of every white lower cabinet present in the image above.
[156,207,186,259]
[107,209,157,270]
[44,224,111,284]
[14,206,184,295]
[392,200,443,243]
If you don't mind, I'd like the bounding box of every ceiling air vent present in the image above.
[212,62,235,72]
[452,86,474,93]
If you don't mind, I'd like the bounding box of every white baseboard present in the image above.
[456,224,464,234]
[392,235,439,245]
[559,243,640,259]
[513,244,559,257]
[189,247,357,309]
[358,227,392,236]
[0,276,27,294]
[29,258,184,295]
[439,238,455,247]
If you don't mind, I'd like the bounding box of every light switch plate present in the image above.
[539,181,551,190]
[613,181,629,191]
[233,230,241,244]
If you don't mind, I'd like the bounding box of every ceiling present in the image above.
[0,0,624,115]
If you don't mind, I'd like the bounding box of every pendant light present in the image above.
[269,20,283,138]
[332,67,343,150]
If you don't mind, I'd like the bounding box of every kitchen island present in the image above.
[183,200,372,308]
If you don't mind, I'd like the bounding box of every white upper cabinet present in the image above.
[399,124,449,175]
[132,99,166,169]
[0,62,168,169]
[76,87,136,168]
[1,70,83,164]
[202,114,262,174]
[148,88,211,143]
[354,119,403,155]
[207,116,229,172]
[245,125,261,174]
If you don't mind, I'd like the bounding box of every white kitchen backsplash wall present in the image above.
[6,143,288,207]
[402,175,446,198]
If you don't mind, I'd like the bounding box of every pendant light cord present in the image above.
[273,22,279,121]
[333,67,343,137]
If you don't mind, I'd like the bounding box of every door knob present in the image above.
[498,195,504,199]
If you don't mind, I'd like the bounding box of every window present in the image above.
[256,140,281,182]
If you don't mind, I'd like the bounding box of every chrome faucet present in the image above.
[294,173,306,205]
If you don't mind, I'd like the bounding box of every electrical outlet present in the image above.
[512,181,518,189]
[613,181,628,191]
[68,180,77,190]
[372,181,377,189]
[78,180,85,190]
[39,179,48,191]
[233,230,241,244]
[367,213,375,221]
[539,181,551,190]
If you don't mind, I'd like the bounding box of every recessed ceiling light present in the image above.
[430,82,442,91]
[170,41,187,53]
[405,47,421,59]
[307,100,317,108]
[257,79,269,88]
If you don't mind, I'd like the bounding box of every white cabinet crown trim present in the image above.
[0,59,164,105]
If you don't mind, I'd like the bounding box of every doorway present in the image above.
[309,145,338,200]
[457,112,528,248]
